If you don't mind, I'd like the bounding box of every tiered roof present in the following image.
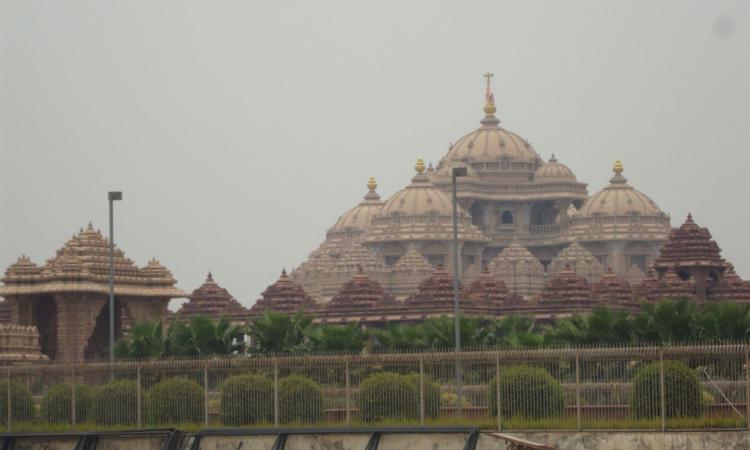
[176,272,250,323]
[708,266,750,302]
[537,265,597,311]
[463,267,508,314]
[653,214,728,273]
[548,241,604,283]
[0,224,185,298]
[592,269,638,311]
[325,266,395,312]
[489,241,545,298]
[250,269,317,316]
[403,265,460,314]
[638,271,696,302]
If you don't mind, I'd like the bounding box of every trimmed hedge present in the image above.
[279,375,324,424]
[91,379,139,426]
[404,373,441,419]
[489,365,565,419]
[41,384,92,424]
[358,371,442,422]
[145,377,204,425]
[220,374,273,425]
[630,360,702,419]
[0,382,34,424]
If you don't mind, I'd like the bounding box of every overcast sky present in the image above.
[1,1,748,309]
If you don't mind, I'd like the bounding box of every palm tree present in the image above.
[421,315,492,349]
[631,298,697,344]
[370,323,427,351]
[247,310,313,353]
[114,320,171,359]
[168,316,245,356]
[488,314,544,347]
[306,323,368,352]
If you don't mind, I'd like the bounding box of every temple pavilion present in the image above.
[0,224,185,362]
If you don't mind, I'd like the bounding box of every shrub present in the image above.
[357,372,418,422]
[91,379,139,425]
[279,375,324,424]
[404,373,441,419]
[145,377,204,425]
[630,360,702,419]
[0,382,34,424]
[220,374,273,425]
[489,365,565,419]
[41,384,92,424]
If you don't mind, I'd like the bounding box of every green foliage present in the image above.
[489,365,564,419]
[248,311,313,353]
[40,384,92,424]
[357,372,422,422]
[545,307,632,345]
[629,360,702,419]
[145,377,204,425]
[404,373,441,419]
[115,316,244,359]
[0,381,34,424]
[370,323,427,350]
[630,298,698,343]
[278,375,324,424]
[91,380,139,425]
[305,323,368,352]
[220,374,273,425]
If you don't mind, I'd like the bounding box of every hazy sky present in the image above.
[1,1,748,310]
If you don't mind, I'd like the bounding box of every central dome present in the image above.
[438,90,541,168]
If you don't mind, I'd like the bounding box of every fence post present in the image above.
[71,365,76,428]
[136,364,142,429]
[659,349,666,432]
[273,359,279,428]
[495,353,501,432]
[746,346,750,431]
[204,363,209,427]
[419,356,425,425]
[6,368,10,432]
[575,353,581,431]
[345,360,351,427]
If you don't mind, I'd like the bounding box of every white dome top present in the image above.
[578,161,663,217]
[330,178,384,234]
[534,154,577,183]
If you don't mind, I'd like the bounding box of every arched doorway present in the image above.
[34,296,58,360]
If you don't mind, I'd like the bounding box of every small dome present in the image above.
[578,161,663,217]
[380,158,456,217]
[330,177,384,234]
[534,154,577,183]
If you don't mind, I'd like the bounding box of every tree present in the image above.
[370,323,427,350]
[114,320,172,359]
[544,307,632,345]
[631,299,697,343]
[168,316,245,356]
[247,310,313,353]
[420,315,493,349]
[692,302,750,341]
[306,323,368,352]
[488,314,545,347]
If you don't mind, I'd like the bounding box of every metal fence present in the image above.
[2,343,750,432]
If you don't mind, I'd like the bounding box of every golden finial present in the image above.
[483,72,496,115]
[415,157,426,174]
[613,160,624,175]
[367,176,377,191]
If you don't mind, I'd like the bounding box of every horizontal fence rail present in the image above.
[2,344,750,433]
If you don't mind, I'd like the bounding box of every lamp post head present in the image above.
[452,167,468,178]
[108,191,123,201]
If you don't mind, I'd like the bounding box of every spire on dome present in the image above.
[613,160,623,175]
[415,157,426,174]
[481,72,500,128]
[364,177,381,201]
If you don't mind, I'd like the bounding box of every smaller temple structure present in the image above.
[0,224,185,362]
[249,269,317,316]
[536,265,598,318]
[592,269,639,311]
[0,324,48,365]
[652,214,730,300]
[176,272,249,325]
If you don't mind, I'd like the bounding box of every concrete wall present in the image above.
[510,431,750,450]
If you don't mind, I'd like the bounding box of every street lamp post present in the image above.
[108,191,122,364]
[451,166,468,417]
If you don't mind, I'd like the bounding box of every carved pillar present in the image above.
[54,294,106,363]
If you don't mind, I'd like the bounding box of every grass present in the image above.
[0,416,745,434]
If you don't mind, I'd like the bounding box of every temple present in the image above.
[0,224,185,362]
[2,77,749,362]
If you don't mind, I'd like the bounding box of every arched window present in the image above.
[501,211,514,224]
